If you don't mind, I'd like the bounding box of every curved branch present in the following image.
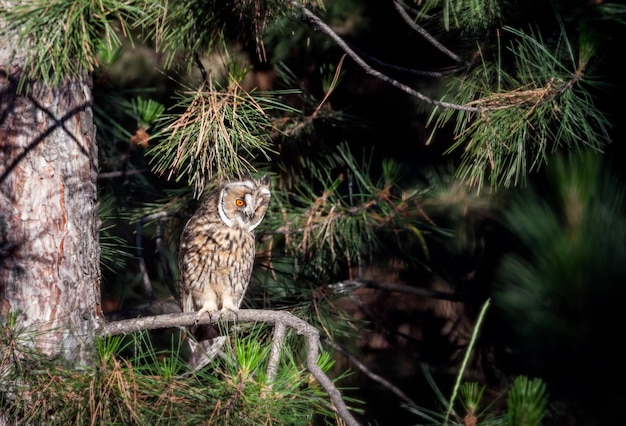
[99,309,361,426]
[290,1,481,113]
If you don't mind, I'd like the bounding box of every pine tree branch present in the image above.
[344,279,465,301]
[266,321,286,388]
[392,0,467,65]
[99,309,362,426]
[290,1,480,113]
[349,44,461,78]
[97,169,149,179]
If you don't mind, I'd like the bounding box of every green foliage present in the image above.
[150,0,295,69]
[459,381,486,421]
[494,152,626,346]
[419,0,502,33]
[262,144,437,283]
[403,299,504,425]
[492,152,626,423]
[595,3,626,25]
[444,299,490,424]
[0,0,153,88]
[147,0,223,70]
[131,96,165,129]
[399,295,551,426]
[506,376,548,426]
[0,319,355,425]
[428,25,610,190]
[148,77,299,196]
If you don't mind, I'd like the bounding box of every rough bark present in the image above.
[0,32,101,365]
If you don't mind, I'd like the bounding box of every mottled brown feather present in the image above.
[178,174,270,317]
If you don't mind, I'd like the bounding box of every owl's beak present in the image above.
[242,208,254,222]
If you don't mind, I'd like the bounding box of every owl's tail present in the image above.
[185,335,227,372]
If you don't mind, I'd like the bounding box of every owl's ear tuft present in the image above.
[259,174,270,187]
[238,170,253,181]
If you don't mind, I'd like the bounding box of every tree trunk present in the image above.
[0,38,101,365]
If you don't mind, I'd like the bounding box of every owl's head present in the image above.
[218,174,271,231]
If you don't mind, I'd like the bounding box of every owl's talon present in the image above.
[194,309,215,325]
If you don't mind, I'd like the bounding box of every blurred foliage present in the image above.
[493,152,626,423]
[507,376,548,426]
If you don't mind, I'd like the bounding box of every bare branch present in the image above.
[392,0,467,65]
[328,279,465,301]
[99,309,361,426]
[266,321,286,388]
[97,168,149,179]
[358,279,465,301]
[324,338,418,407]
[350,44,462,78]
[290,1,481,113]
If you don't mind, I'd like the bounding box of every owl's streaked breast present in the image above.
[177,174,269,315]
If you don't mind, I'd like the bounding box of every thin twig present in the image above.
[323,338,417,406]
[392,0,467,65]
[97,169,149,179]
[194,51,208,86]
[99,309,361,426]
[290,1,481,113]
[350,44,461,77]
[444,298,491,424]
[312,53,346,116]
[329,279,465,301]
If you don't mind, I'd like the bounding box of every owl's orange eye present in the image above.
[235,198,246,207]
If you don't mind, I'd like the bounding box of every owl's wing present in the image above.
[179,277,195,313]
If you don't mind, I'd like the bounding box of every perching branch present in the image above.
[99,309,361,426]
[290,1,481,113]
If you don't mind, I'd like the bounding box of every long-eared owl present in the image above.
[178,174,270,320]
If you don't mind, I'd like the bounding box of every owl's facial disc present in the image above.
[217,178,270,230]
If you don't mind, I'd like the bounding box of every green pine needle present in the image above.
[0,0,154,88]
[427,25,610,191]
[148,78,297,196]
[507,376,548,426]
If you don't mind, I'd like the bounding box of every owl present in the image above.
[178,174,271,321]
